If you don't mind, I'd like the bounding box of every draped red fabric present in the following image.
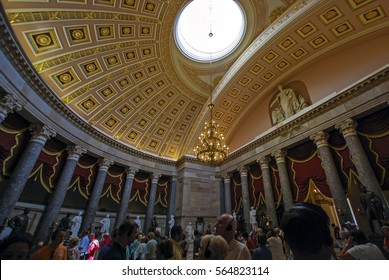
[70,154,98,199]
[102,165,125,203]
[131,172,149,206]
[0,114,30,176]
[287,149,331,202]
[248,164,265,209]
[0,126,29,176]
[357,107,389,190]
[269,160,283,207]
[29,139,67,191]
[156,176,169,207]
[231,171,242,213]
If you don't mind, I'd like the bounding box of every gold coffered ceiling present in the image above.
[1,0,389,161]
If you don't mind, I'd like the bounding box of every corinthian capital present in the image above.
[271,150,287,163]
[310,131,329,148]
[335,118,357,138]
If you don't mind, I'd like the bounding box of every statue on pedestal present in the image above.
[71,211,83,237]
[100,214,111,234]
[250,206,258,231]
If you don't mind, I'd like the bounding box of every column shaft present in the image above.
[311,131,352,224]
[272,150,294,210]
[258,156,278,226]
[81,158,113,233]
[240,168,250,231]
[336,119,389,211]
[34,145,86,241]
[219,177,226,215]
[115,167,138,228]
[0,125,56,225]
[224,175,232,214]
[144,174,160,233]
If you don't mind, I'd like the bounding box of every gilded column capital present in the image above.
[257,156,270,169]
[310,131,329,148]
[335,118,358,138]
[99,158,114,171]
[125,166,139,179]
[29,124,57,143]
[67,145,87,161]
[272,150,287,163]
[0,93,23,113]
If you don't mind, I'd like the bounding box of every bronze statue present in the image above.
[8,208,30,234]
[360,186,385,233]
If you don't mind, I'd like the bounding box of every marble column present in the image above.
[165,176,177,236]
[219,176,226,215]
[240,167,250,231]
[223,174,232,214]
[80,158,113,233]
[0,124,56,225]
[115,166,138,228]
[258,156,278,226]
[0,93,23,124]
[144,173,161,233]
[272,150,294,210]
[34,145,87,241]
[310,131,353,224]
[336,118,389,211]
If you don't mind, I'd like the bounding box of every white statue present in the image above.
[134,216,142,231]
[185,222,194,240]
[100,214,111,234]
[168,215,175,229]
[270,85,306,124]
[232,211,237,221]
[71,211,83,237]
[250,206,258,231]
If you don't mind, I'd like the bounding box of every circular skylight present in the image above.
[175,0,246,62]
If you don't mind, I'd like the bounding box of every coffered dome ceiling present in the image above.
[1,0,388,161]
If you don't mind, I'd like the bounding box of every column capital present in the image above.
[67,145,87,161]
[257,156,270,169]
[152,173,161,183]
[29,124,56,143]
[0,93,23,113]
[99,158,114,171]
[223,173,231,184]
[310,131,329,148]
[125,166,139,178]
[239,167,248,177]
[171,176,177,182]
[272,150,287,163]
[335,118,358,138]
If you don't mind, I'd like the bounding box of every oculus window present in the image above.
[175,0,246,62]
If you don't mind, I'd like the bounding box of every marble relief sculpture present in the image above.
[270,85,308,125]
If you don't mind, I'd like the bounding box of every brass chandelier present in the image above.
[193,31,229,164]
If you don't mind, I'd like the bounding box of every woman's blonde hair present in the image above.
[201,234,228,260]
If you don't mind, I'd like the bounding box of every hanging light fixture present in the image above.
[193,24,229,164]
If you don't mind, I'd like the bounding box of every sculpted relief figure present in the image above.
[270,85,308,124]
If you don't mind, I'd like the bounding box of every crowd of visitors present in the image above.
[1,203,388,260]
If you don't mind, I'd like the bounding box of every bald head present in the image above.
[215,213,235,242]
